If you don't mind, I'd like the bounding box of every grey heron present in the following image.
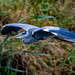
[1,23,75,44]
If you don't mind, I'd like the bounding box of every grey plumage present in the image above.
[1,23,75,44]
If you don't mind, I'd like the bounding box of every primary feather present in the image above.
[41,26,75,42]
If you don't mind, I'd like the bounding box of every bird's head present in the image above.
[11,32,26,39]
[11,32,36,44]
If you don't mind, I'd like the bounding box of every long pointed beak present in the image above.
[11,33,24,38]
[11,35,23,38]
[10,32,26,38]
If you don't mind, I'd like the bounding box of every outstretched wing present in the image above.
[1,23,39,35]
[32,28,56,40]
[41,26,75,42]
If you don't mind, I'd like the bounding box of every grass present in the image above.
[0,0,75,75]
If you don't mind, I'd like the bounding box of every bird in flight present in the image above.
[1,23,75,44]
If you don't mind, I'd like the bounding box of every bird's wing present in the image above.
[1,23,39,35]
[32,27,56,40]
[40,26,75,42]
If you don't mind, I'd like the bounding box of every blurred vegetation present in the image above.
[0,0,75,75]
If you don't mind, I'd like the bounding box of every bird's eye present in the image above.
[21,32,26,35]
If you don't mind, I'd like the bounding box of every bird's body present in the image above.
[22,28,39,44]
[1,23,75,44]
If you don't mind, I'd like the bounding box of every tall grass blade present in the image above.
[30,43,55,49]
[7,56,12,75]
[1,67,25,73]
[0,50,50,60]
[18,17,27,23]
[39,58,48,68]
[0,49,18,54]
[49,54,54,67]
[0,35,9,52]
[31,15,55,19]
[0,35,9,75]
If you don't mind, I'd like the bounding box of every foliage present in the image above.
[0,0,75,75]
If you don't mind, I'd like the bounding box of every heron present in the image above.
[1,23,75,44]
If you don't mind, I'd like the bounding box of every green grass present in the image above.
[0,0,75,75]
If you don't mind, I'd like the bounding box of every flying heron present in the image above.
[1,23,75,44]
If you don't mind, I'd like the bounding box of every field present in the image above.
[0,0,75,75]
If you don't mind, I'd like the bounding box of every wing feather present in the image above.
[1,23,39,35]
[42,26,75,42]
